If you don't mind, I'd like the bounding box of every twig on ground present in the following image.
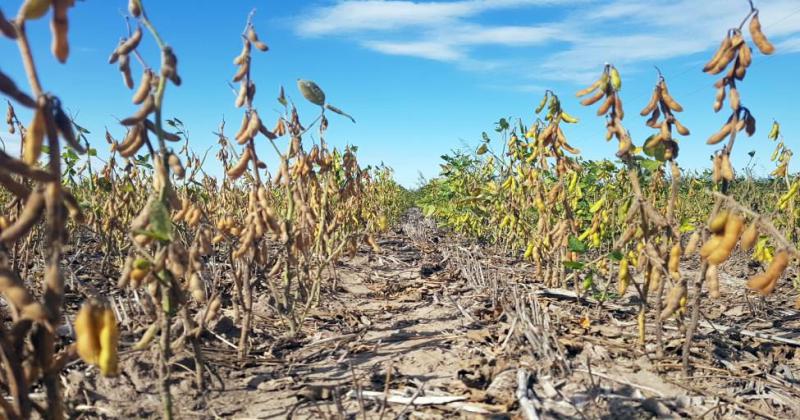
[516,369,540,420]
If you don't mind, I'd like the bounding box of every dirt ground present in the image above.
[59,210,800,419]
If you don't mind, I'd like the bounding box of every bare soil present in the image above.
[59,210,800,419]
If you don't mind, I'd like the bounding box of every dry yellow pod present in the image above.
[74,302,103,365]
[128,0,141,17]
[366,234,381,252]
[186,207,202,227]
[24,108,46,164]
[706,214,744,265]
[749,12,775,55]
[133,323,159,351]
[117,256,134,288]
[640,88,659,116]
[729,87,740,111]
[720,153,734,181]
[97,308,119,376]
[19,0,51,20]
[246,27,269,52]
[703,35,732,73]
[51,0,70,63]
[709,211,729,234]
[597,95,614,116]
[707,122,733,144]
[226,147,251,180]
[747,250,790,295]
[4,286,33,313]
[699,234,722,259]
[116,26,142,56]
[131,265,149,281]
[710,32,743,74]
[740,222,758,251]
[204,295,221,325]
[660,283,687,320]
[648,265,662,294]
[617,258,631,296]
[712,153,722,183]
[581,90,605,107]
[661,84,683,112]
[118,128,145,158]
[0,189,45,244]
[685,231,701,255]
[235,82,247,108]
[668,244,681,280]
[168,153,185,179]
[189,273,206,303]
[674,119,690,136]
[120,95,155,126]
[172,201,190,222]
[576,79,602,97]
[132,69,152,105]
[706,264,720,299]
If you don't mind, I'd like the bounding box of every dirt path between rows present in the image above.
[68,210,800,419]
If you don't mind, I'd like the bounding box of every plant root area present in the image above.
[59,211,800,419]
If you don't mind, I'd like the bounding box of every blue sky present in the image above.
[1,0,799,187]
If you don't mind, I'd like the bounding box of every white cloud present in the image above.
[447,24,568,47]
[540,0,800,83]
[778,37,800,53]
[296,0,800,83]
[362,23,564,62]
[364,39,464,61]
[298,1,474,35]
[297,0,580,36]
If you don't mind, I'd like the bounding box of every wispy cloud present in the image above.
[543,0,800,79]
[361,23,566,62]
[296,0,800,83]
[297,0,578,36]
[363,39,464,61]
[482,83,549,93]
[778,37,800,53]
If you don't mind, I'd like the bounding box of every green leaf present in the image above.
[639,158,662,172]
[679,219,696,233]
[643,136,668,162]
[278,89,288,106]
[74,123,90,134]
[609,250,624,261]
[495,118,509,132]
[582,272,594,290]
[146,199,172,242]
[88,148,97,157]
[62,148,78,161]
[564,261,585,270]
[568,236,587,253]
[134,155,153,169]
